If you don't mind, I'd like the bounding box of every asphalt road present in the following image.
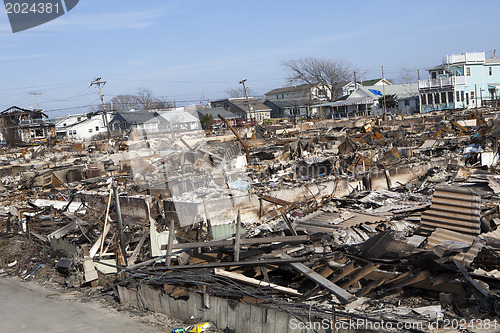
[0,277,164,333]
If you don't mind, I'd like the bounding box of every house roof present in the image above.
[0,106,47,118]
[196,107,239,120]
[355,84,419,99]
[360,78,386,86]
[265,84,313,95]
[229,98,272,113]
[115,110,156,124]
[156,109,200,123]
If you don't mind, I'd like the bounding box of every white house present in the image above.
[63,113,113,140]
[314,83,419,118]
[342,78,392,97]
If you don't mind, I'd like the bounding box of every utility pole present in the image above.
[29,91,42,109]
[353,71,357,90]
[239,79,255,124]
[91,77,111,138]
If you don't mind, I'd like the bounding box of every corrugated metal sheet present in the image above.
[425,227,483,266]
[486,175,500,194]
[472,268,500,279]
[420,185,481,236]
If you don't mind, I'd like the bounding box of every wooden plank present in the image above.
[146,257,307,271]
[161,235,310,250]
[330,261,358,283]
[127,231,147,266]
[357,278,387,297]
[341,263,380,289]
[214,268,301,296]
[279,254,355,304]
[99,190,113,258]
[91,223,111,259]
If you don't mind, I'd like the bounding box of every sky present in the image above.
[0,0,499,117]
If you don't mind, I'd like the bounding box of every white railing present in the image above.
[418,76,466,89]
[446,52,485,64]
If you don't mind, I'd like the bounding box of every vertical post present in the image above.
[166,218,175,266]
[113,182,128,266]
[234,210,241,262]
[475,84,478,109]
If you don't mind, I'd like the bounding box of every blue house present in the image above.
[419,51,500,113]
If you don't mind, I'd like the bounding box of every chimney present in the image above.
[494,49,497,58]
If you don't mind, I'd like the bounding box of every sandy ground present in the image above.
[0,277,174,333]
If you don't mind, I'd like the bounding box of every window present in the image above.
[456,91,460,102]
[471,91,475,100]
[461,91,464,102]
[421,94,427,105]
[431,72,437,79]
[441,92,447,103]
[281,94,284,98]
[428,93,433,104]
[435,92,441,104]
[489,66,493,76]
[95,126,99,131]
[276,94,279,99]
[88,128,93,133]
[466,67,471,76]
[448,91,453,103]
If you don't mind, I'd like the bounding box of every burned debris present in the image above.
[1,107,500,332]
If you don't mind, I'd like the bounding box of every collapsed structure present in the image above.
[1,106,500,332]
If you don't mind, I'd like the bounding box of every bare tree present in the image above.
[135,87,172,110]
[282,57,353,101]
[398,67,417,84]
[225,86,256,98]
[109,94,141,112]
[97,87,173,112]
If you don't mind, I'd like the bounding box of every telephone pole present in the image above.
[91,77,111,138]
[239,79,255,123]
[29,91,42,109]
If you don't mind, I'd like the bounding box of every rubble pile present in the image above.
[1,108,500,332]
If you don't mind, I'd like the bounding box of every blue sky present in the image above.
[0,0,498,117]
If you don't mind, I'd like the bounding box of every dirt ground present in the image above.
[0,276,192,333]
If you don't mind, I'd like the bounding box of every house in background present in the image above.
[109,110,160,133]
[314,83,419,118]
[155,109,201,132]
[418,51,500,113]
[342,78,392,97]
[264,84,332,118]
[191,107,240,127]
[0,106,55,146]
[210,98,271,123]
[62,113,113,140]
